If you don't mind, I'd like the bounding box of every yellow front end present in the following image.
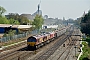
[27,42,36,46]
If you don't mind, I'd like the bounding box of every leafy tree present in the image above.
[80,10,90,35]
[3,30,16,37]
[19,15,29,25]
[7,13,29,25]
[74,18,81,27]
[14,20,20,25]
[32,15,44,30]
[3,33,8,37]
[8,18,15,24]
[0,6,6,16]
[0,6,9,24]
[8,30,16,36]
[28,20,33,25]
[0,17,9,24]
[8,18,20,25]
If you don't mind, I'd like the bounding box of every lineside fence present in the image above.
[0,30,38,43]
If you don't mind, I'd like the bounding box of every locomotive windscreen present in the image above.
[27,36,36,42]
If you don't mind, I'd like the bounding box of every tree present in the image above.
[0,17,9,24]
[8,18,20,25]
[0,6,9,24]
[32,15,44,30]
[74,18,81,26]
[19,15,29,25]
[7,13,30,25]
[80,10,90,35]
[0,6,6,16]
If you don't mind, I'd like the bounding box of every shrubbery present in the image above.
[3,30,16,37]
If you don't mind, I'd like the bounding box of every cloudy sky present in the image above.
[0,0,90,19]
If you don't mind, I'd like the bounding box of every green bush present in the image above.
[3,29,16,37]
[80,37,90,60]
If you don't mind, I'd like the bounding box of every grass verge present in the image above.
[79,37,90,60]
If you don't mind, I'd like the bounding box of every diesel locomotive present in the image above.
[27,26,70,50]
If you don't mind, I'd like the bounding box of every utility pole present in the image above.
[74,45,77,57]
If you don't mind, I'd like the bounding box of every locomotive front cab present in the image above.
[27,36,36,46]
[27,36,37,50]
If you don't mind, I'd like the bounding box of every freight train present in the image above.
[27,26,70,50]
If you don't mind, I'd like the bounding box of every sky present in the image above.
[0,0,90,19]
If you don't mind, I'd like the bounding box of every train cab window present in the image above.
[27,37,36,42]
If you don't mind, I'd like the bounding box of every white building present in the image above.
[42,25,58,29]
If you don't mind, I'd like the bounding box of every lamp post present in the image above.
[80,37,82,52]
[74,45,77,57]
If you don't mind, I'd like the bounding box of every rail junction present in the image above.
[0,26,82,60]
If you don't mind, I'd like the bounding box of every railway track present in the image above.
[3,40,27,51]
[0,47,35,60]
[0,32,67,60]
[47,28,80,60]
[0,27,74,60]
[0,42,29,60]
[56,39,76,60]
[56,29,78,60]
[33,30,73,60]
